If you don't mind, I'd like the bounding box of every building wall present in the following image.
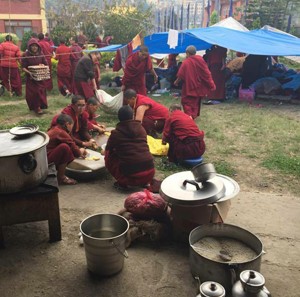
[0,0,46,39]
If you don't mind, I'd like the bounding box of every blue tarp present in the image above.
[83,44,124,53]
[144,27,300,56]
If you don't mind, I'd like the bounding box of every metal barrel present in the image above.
[80,213,129,276]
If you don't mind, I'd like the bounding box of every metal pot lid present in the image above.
[200,281,226,297]
[0,130,49,157]
[159,171,226,206]
[240,270,265,288]
[215,174,240,202]
[9,124,39,136]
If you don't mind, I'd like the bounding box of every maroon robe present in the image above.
[47,126,81,166]
[206,46,227,100]
[122,52,153,95]
[55,43,72,95]
[177,55,215,119]
[0,40,22,95]
[51,105,91,147]
[105,120,155,187]
[162,110,205,162]
[21,39,48,113]
[38,39,53,91]
[70,43,83,93]
[135,94,169,137]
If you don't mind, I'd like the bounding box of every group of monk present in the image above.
[0,32,102,115]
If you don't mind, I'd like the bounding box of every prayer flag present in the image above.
[187,3,190,29]
[206,0,210,27]
[229,0,233,17]
[157,10,161,32]
[132,33,141,50]
[194,2,197,28]
[164,9,167,31]
[287,14,292,33]
[171,6,174,29]
[180,4,183,30]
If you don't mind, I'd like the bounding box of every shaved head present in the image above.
[186,45,196,55]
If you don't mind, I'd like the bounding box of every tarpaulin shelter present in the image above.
[144,24,300,56]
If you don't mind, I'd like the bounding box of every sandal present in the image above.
[113,182,130,191]
[59,176,77,185]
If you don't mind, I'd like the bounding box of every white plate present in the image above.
[9,124,39,136]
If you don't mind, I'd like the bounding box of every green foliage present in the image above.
[0,33,19,45]
[21,31,33,51]
[50,25,74,46]
[210,11,220,26]
[102,3,154,44]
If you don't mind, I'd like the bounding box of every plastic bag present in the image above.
[124,189,167,219]
[147,135,169,156]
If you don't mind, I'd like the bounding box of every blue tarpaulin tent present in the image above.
[143,26,300,56]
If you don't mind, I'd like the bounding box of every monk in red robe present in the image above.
[205,45,227,100]
[124,89,169,138]
[174,45,215,119]
[51,95,97,148]
[162,104,205,163]
[85,97,106,134]
[69,36,83,94]
[74,51,100,100]
[38,33,53,91]
[0,34,22,96]
[22,38,48,115]
[104,105,155,190]
[167,54,178,68]
[121,46,158,96]
[55,37,72,96]
[47,113,87,185]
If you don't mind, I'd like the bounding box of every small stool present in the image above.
[180,156,204,168]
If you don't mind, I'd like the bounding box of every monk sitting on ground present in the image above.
[104,105,155,191]
[162,104,206,164]
[124,89,169,138]
[47,114,87,185]
[85,97,106,134]
[51,95,97,148]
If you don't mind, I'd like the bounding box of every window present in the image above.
[5,20,32,39]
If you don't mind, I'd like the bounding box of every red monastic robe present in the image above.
[122,52,153,95]
[162,110,205,162]
[177,55,215,119]
[55,43,72,95]
[38,39,53,91]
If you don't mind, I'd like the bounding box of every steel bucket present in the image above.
[80,213,129,276]
[189,223,263,293]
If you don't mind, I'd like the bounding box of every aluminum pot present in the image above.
[189,223,263,293]
[0,130,49,193]
[191,163,216,183]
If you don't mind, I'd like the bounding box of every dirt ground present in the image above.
[0,171,299,297]
[0,100,299,296]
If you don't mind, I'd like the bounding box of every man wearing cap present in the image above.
[104,105,155,190]
[121,45,158,96]
[174,45,215,119]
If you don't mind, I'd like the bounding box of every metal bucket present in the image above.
[189,223,263,293]
[80,213,129,276]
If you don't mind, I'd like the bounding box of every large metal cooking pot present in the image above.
[189,223,263,293]
[0,129,49,193]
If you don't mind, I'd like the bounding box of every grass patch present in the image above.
[262,153,300,177]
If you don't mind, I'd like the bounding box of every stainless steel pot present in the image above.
[0,130,49,193]
[189,223,263,293]
[191,163,216,183]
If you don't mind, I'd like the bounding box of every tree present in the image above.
[102,2,153,44]
[210,11,219,26]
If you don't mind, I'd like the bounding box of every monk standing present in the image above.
[69,36,83,93]
[124,89,169,138]
[174,45,215,119]
[22,38,48,115]
[162,104,205,164]
[38,33,53,91]
[0,34,22,96]
[121,45,158,96]
[74,51,100,100]
[55,37,72,97]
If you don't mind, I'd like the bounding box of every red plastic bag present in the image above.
[124,189,167,219]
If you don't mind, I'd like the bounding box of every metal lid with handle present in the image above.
[198,281,226,297]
